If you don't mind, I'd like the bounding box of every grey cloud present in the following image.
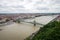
[55,0,60,4]
[20,0,24,1]
[36,7,49,10]
[35,0,46,4]
[12,6,25,8]
[0,0,60,13]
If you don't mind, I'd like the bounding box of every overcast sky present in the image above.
[0,0,60,13]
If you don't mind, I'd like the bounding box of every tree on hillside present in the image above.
[27,21,60,40]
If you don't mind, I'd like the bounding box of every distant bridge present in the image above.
[13,13,60,26]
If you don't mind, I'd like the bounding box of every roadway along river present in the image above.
[0,22,41,40]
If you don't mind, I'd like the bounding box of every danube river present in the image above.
[0,22,41,40]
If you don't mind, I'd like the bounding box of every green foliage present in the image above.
[27,21,60,40]
[16,19,21,23]
[6,19,10,22]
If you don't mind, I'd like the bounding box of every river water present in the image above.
[0,22,41,40]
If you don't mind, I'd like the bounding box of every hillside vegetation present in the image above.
[27,21,60,40]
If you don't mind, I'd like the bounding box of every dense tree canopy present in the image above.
[26,21,60,40]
